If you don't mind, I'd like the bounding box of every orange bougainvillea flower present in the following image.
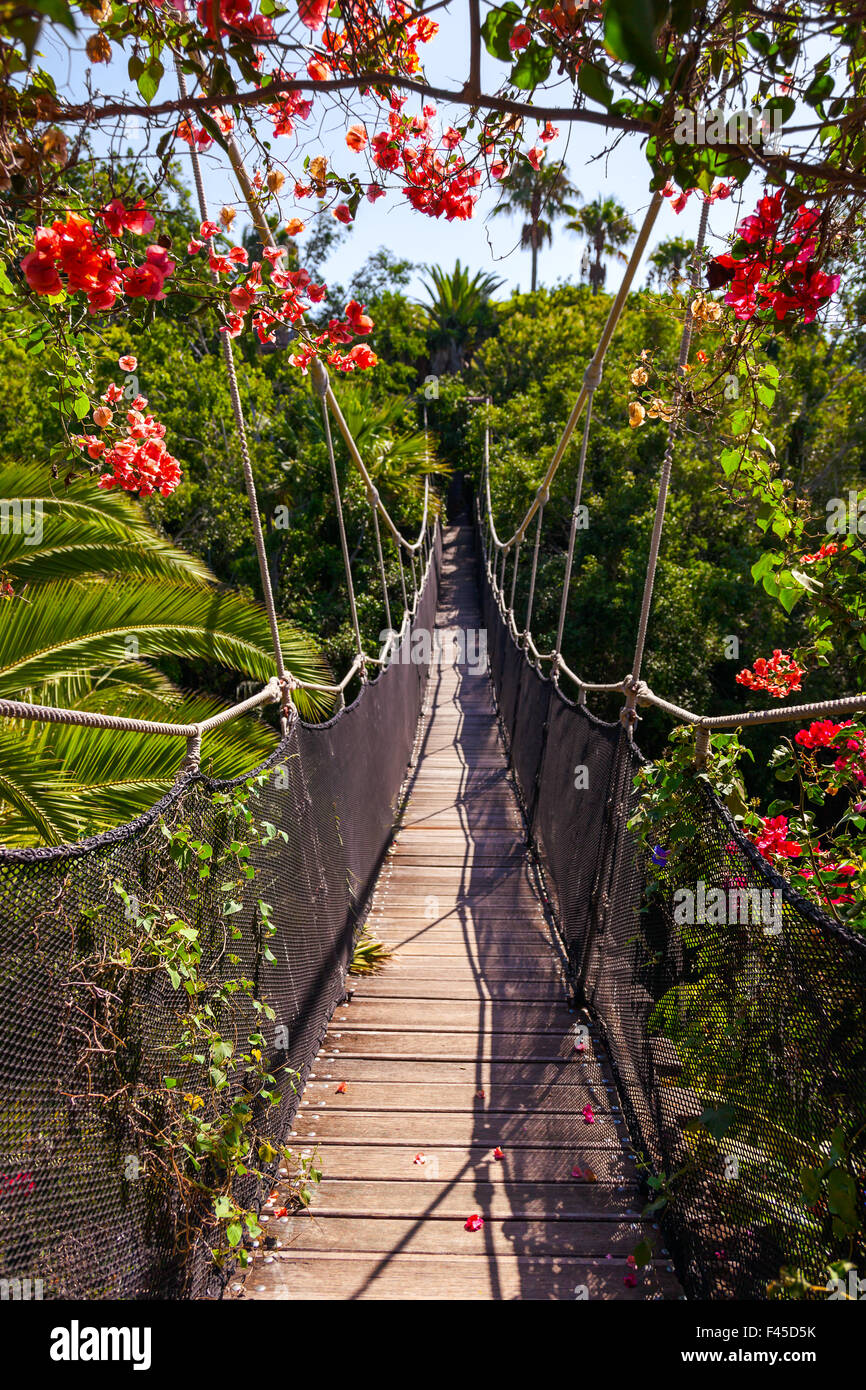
[335,1081,347,1093]
[464,1214,484,1231]
[285,219,305,237]
[346,123,368,152]
[493,1147,504,1160]
[93,406,113,428]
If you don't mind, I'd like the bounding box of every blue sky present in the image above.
[41,8,775,300]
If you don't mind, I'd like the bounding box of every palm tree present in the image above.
[0,462,329,844]
[647,236,696,291]
[417,261,504,375]
[491,161,580,292]
[569,197,636,295]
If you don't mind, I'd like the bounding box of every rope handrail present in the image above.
[0,678,281,740]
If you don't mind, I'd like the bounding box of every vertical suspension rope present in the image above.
[629,199,711,693]
[369,488,393,637]
[174,60,289,698]
[313,362,365,671]
[552,367,600,677]
[524,494,546,644]
[397,547,409,624]
[508,539,522,616]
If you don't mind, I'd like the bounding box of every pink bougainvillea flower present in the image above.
[509,22,531,49]
[118,355,137,372]
[623,1273,638,1288]
[526,145,544,170]
[490,161,509,180]
[367,183,386,203]
[582,1104,595,1125]
[199,220,219,239]
[571,1165,583,1179]
[464,1214,484,1231]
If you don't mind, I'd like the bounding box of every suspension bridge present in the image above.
[1,129,865,1303]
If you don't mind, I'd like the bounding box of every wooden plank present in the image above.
[298,1079,618,1113]
[265,1216,652,1256]
[234,1252,678,1301]
[279,1142,636,1182]
[287,1112,631,1149]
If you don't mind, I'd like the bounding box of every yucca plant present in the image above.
[349,927,393,976]
[0,463,330,845]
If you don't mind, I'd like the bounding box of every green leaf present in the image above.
[577,62,614,108]
[511,42,553,90]
[479,2,521,62]
[226,1222,242,1247]
[604,0,667,75]
[137,58,164,105]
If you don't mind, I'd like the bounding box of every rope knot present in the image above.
[583,360,603,392]
[367,485,380,509]
[310,356,329,398]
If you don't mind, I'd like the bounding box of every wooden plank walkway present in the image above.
[237,521,680,1301]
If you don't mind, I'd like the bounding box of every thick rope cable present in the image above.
[487,191,663,553]
[629,197,711,691]
[174,61,290,707]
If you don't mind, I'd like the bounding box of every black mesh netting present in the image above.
[0,535,440,1301]
[479,549,866,1301]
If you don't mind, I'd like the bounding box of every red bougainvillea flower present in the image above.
[493,1147,504,1160]
[413,1153,426,1165]
[345,123,368,152]
[624,1274,638,1288]
[345,299,373,334]
[801,541,840,564]
[335,1081,347,1093]
[509,22,531,49]
[796,719,845,750]
[367,183,386,203]
[347,343,378,370]
[464,1214,484,1231]
[21,237,64,295]
[199,221,219,239]
[297,0,328,28]
[102,383,124,404]
[736,649,804,698]
[118,355,137,372]
[333,204,353,224]
[526,145,544,170]
[752,814,802,861]
[101,198,155,237]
